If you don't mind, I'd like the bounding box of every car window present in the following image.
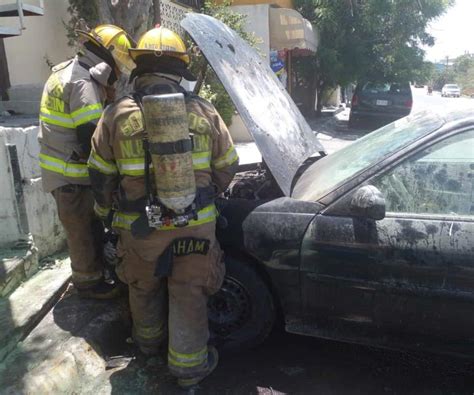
[373,130,474,216]
[292,112,443,202]
[362,82,410,94]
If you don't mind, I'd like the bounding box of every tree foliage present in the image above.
[189,0,260,125]
[454,54,474,95]
[294,0,454,113]
[433,54,474,94]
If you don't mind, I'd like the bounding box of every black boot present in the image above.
[77,280,125,300]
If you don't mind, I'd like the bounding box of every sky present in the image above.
[423,0,474,62]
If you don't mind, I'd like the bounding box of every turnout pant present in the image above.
[52,185,104,288]
[116,221,224,379]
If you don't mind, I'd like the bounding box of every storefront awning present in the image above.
[269,8,318,54]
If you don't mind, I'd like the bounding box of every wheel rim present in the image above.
[208,276,252,339]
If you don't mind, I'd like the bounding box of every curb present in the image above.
[0,256,71,362]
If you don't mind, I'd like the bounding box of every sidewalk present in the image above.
[306,107,365,154]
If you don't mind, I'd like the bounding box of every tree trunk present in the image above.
[94,0,154,40]
[315,81,325,116]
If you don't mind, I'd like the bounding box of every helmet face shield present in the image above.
[108,33,136,74]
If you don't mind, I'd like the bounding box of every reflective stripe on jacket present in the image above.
[38,53,106,192]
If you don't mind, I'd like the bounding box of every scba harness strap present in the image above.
[125,185,217,239]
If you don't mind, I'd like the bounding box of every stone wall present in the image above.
[0,119,65,258]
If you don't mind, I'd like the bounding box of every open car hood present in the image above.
[181,14,325,196]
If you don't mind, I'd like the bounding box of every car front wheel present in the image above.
[208,256,275,350]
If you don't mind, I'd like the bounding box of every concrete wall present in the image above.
[0,122,65,257]
[1,0,72,87]
[0,136,22,245]
[229,114,252,143]
[232,4,270,60]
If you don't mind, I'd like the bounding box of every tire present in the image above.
[348,114,359,129]
[208,256,275,351]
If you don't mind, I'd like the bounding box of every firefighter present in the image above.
[38,25,135,298]
[87,26,239,388]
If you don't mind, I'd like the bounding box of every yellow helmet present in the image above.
[76,24,136,74]
[129,26,190,65]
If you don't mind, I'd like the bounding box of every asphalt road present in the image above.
[311,85,474,155]
[411,86,474,114]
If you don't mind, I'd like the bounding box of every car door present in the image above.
[300,128,474,346]
[369,128,474,341]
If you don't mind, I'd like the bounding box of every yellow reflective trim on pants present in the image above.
[112,204,216,231]
[168,346,207,368]
[135,323,164,340]
[88,151,118,175]
[39,153,88,178]
[213,145,238,169]
[94,202,111,219]
[192,151,211,170]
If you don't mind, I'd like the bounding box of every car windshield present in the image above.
[292,112,443,202]
[445,84,459,89]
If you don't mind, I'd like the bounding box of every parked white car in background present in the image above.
[441,84,461,97]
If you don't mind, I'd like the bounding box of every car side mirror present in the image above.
[350,185,386,220]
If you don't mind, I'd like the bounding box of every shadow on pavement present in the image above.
[51,290,474,394]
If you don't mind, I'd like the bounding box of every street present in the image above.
[311,86,474,155]
[411,87,474,114]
